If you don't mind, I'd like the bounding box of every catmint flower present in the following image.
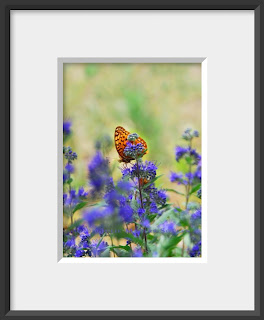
[193,130,199,137]
[88,151,110,193]
[197,188,201,199]
[190,148,201,164]
[182,128,192,141]
[75,249,84,257]
[84,206,113,227]
[133,230,141,237]
[137,208,145,217]
[64,146,78,162]
[142,219,150,228]
[64,238,75,248]
[158,221,177,234]
[63,121,72,136]
[122,161,157,181]
[157,190,167,205]
[124,141,146,159]
[185,172,194,184]
[189,241,201,257]
[116,180,133,193]
[150,202,158,213]
[133,247,143,257]
[119,205,134,223]
[65,163,74,173]
[170,172,182,182]
[78,187,88,197]
[127,133,139,142]
[191,209,201,223]
[175,146,189,162]
[90,240,108,256]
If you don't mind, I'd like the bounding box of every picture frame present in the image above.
[1,1,262,318]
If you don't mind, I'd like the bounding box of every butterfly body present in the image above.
[114,126,148,163]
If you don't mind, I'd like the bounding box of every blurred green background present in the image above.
[63,63,201,206]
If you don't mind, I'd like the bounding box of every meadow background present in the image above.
[63,63,201,227]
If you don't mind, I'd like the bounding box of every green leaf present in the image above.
[67,219,83,231]
[109,245,132,253]
[142,175,164,189]
[96,233,106,249]
[151,208,174,230]
[113,231,144,247]
[165,188,185,196]
[189,183,201,195]
[159,231,186,257]
[67,178,73,185]
[72,202,88,214]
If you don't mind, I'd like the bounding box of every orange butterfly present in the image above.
[114,126,148,163]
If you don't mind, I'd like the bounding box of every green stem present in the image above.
[136,159,148,254]
[182,138,193,257]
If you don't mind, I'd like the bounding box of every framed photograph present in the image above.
[1,1,262,318]
[60,59,204,261]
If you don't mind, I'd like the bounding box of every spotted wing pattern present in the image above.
[114,126,132,163]
[135,136,148,153]
[114,126,148,163]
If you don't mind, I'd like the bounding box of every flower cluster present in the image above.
[88,151,110,194]
[124,142,146,159]
[63,146,77,162]
[181,128,199,141]
[189,241,201,257]
[122,160,157,182]
[175,146,201,164]
[170,128,202,257]
[63,225,109,258]
[63,121,72,136]
[63,124,202,258]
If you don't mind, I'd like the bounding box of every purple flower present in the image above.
[75,249,84,257]
[133,248,143,257]
[64,238,75,248]
[84,206,113,226]
[157,190,167,205]
[117,180,132,193]
[63,173,69,183]
[124,141,146,159]
[88,151,110,193]
[170,172,182,183]
[121,161,157,181]
[189,241,201,257]
[104,189,122,206]
[63,121,72,135]
[65,163,74,173]
[119,205,134,223]
[158,221,176,234]
[64,146,77,162]
[137,208,145,217]
[90,240,108,256]
[175,146,189,162]
[185,172,194,184]
[191,209,201,222]
[133,230,141,237]
[150,202,158,213]
[142,219,150,228]
[78,187,88,197]
[190,148,201,164]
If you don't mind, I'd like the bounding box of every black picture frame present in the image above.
[0,1,262,319]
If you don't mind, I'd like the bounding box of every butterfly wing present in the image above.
[135,136,148,155]
[114,126,148,163]
[114,126,133,163]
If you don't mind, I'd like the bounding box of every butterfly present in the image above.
[114,126,148,163]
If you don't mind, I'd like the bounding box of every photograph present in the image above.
[62,63,202,258]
